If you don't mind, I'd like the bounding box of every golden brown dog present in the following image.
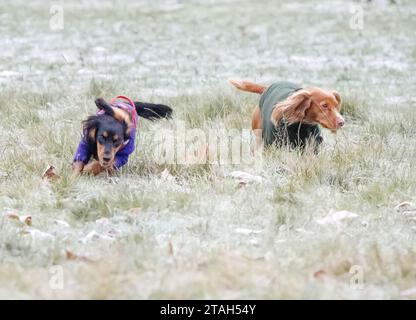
[229,79,344,150]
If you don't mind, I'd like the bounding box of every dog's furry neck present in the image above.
[274,120,322,151]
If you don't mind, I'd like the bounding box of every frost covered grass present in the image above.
[1,0,416,299]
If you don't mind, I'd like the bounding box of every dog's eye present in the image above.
[113,140,122,147]
[321,104,328,109]
[97,136,105,144]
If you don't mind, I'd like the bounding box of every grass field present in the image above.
[1,0,416,299]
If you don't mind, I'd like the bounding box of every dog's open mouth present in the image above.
[100,160,112,168]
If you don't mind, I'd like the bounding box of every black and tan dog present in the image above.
[73,96,172,175]
[229,79,344,151]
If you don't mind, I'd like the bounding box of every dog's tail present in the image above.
[228,78,267,94]
[134,102,173,121]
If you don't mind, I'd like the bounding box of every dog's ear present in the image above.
[271,90,312,125]
[95,98,132,135]
[112,109,132,137]
[95,98,115,117]
[82,116,100,144]
[332,91,341,105]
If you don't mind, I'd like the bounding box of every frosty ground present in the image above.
[0,0,416,299]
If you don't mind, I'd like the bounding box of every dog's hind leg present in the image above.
[251,106,263,149]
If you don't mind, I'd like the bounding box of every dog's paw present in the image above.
[83,160,103,176]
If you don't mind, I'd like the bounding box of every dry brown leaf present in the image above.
[395,201,414,212]
[65,250,93,263]
[237,181,247,188]
[313,270,327,279]
[7,213,32,226]
[42,165,60,181]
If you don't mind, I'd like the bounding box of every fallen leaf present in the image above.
[395,201,416,218]
[42,165,60,181]
[237,181,247,188]
[395,201,415,212]
[65,250,93,262]
[314,270,327,279]
[7,213,32,226]
[21,215,32,226]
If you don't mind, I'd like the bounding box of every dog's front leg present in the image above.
[72,161,85,176]
[104,167,118,176]
[253,129,263,149]
[83,160,104,176]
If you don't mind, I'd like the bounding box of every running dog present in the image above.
[73,96,172,175]
[229,79,344,151]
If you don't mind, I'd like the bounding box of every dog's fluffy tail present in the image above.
[228,78,267,94]
[134,102,173,121]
